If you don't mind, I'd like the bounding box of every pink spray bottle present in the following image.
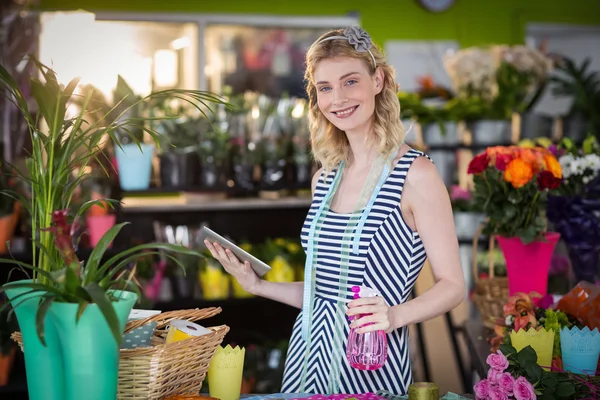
[346,285,388,370]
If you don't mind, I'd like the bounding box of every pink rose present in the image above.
[497,372,515,395]
[486,350,509,371]
[514,376,536,400]
[487,367,502,382]
[473,379,490,399]
[488,385,509,400]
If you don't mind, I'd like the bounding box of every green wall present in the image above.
[38,0,600,47]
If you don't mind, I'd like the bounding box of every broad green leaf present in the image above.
[555,382,575,398]
[76,301,88,323]
[83,222,129,285]
[83,283,122,345]
[517,345,538,366]
[525,362,543,382]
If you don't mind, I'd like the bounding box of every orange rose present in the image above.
[543,154,562,179]
[504,158,533,188]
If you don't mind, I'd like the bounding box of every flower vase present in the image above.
[4,280,65,400]
[86,214,117,248]
[497,232,560,296]
[560,326,600,375]
[114,143,154,191]
[510,328,555,371]
[567,244,600,284]
[49,290,137,400]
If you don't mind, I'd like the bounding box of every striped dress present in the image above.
[281,149,429,395]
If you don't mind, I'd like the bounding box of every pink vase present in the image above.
[497,232,560,296]
[86,215,117,248]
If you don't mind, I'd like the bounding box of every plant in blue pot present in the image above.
[1,209,203,400]
[0,59,227,400]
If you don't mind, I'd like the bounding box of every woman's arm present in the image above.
[388,156,466,329]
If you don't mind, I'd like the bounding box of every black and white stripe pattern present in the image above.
[281,149,430,395]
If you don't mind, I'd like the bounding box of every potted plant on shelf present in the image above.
[550,56,600,143]
[468,145,563,296]
[0,59,227,400]
[0,161,20,253]
[444,45,553,146]
[152,98,206,189]
[450,185,484,240]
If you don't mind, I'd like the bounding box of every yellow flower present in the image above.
[199,263,230,300]
[286,242,301,254]
[504,158,533,188]
[240,243,253,252]
[274,238,287,247]
[265,255,295,282]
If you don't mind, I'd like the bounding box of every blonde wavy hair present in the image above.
[305,28,405,172]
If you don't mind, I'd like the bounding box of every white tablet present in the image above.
[198,226,272,277]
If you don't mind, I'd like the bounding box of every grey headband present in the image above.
[317,27,376,68]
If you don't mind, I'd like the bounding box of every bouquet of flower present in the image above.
[474,345,600,400]
[443,45,553,120]
[546,138,600,283]
[490,292,573,359]
[468,146,562,244]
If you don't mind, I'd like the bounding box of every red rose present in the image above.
[537,170,561,190]
[468,152,490,174]
[495,153,513,171]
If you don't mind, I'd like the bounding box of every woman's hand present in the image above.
[203,240,261,295]
[346,296,395,334]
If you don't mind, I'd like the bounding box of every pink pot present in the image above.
[497,232,560,296]
[86,215,117,248]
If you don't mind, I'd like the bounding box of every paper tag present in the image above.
[128,309,162,320]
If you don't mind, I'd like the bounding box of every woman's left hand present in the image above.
[346,296,394,334]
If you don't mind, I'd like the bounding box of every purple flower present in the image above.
[488,385,509,400]
[473,379,490,399]
[486,350,509,371]
[514,376,536,400]
[497,372,515,395]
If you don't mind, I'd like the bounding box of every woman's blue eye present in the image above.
[346,79,357,86]
[319,86,331,92]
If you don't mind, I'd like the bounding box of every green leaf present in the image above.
[35,295,55,346]
[542,374,557,388]
[83,222,129,285]
[517,345,538,366]
[540,390,554,400]
[555,382,575,398]
[76,301,88,323]
[83,283,122,345]
[525,362,543,382]
[65,265,81,295]
[499,343,517,357]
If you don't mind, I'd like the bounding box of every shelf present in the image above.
[122,196,313,213]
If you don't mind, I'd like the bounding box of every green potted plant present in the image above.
[0,59,227,400]
[550,56,600,143]
[152,98,208,189]
[444,45,552,146]
[450,184,485,241]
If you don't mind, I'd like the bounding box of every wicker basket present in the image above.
[12,307,229,399]
[471,224,509,329]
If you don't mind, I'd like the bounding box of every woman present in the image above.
[204,27,465,395]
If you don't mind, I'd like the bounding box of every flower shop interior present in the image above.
[1,0,600,399]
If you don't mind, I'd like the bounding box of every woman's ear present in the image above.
[374,67,385,94]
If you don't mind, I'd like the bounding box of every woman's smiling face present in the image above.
[314,56,382,135]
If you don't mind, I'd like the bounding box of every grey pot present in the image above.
[422,122,459,146]
[454,211,485,240]
[428,150,456,187]
[468,120,511,147]
[519,112,554,139]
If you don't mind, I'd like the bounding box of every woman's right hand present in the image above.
[203,240,262,295]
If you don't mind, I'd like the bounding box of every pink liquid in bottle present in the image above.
[346,285,388,370]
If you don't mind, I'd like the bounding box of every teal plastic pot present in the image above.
[4,280,65,400]
[49,290,137,400]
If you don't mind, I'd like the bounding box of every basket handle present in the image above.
[124,307,222,334]
[472,222,496,283]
